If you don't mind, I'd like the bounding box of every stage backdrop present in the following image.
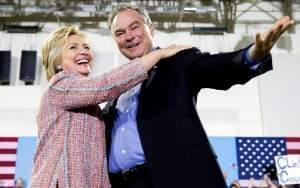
[0,136,299,188]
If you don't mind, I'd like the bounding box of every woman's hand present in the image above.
[140,44,193,71]
[158,44,193,59]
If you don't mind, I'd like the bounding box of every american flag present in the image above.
[0,137,18,188]
[235,137,300,186]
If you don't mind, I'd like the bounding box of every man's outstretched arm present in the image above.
[249,16,294,61]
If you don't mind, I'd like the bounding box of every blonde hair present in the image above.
[41,25,86,81]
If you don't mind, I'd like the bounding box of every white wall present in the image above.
[0,24,299,137]
[258,53,300,136]
[0,86,41,136]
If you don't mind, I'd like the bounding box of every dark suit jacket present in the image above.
[103,47,273,188]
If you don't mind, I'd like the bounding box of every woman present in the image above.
[30,26,190,188]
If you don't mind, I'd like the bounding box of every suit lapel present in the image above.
[143,46,160,89]
[143,65,158,89]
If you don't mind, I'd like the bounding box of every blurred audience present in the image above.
[229,175,299,188]
[14,177,25,188]
[230,180,241,188]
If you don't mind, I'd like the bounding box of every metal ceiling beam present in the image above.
[0,13,215,23]
[0,0,298,33]
[283,0,295,33]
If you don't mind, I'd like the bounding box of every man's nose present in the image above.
[125,31,134,41]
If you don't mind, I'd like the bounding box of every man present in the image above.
[103,5,294,188]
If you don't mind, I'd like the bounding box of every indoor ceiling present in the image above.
[0,0,298,33]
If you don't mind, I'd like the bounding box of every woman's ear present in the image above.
[55,64,63,73]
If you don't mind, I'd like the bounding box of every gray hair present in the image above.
[107,5,152,30]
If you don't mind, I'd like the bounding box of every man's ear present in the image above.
[149,24,155,36]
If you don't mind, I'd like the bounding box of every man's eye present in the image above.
[116,32,124,37]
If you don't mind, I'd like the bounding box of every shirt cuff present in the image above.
[243,46,271,70]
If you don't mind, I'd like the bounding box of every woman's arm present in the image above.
[48,45,191,109]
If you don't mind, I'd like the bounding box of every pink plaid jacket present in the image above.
[30,60,147,188]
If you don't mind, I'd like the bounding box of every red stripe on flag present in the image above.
[0,161,15,166]
[286,137,300,142]
[0,174,14,179]
[0,137,18,186]
[0,149,17,154]
[286,137,300,155]
[287,150,300,154]
[0,137,18,142]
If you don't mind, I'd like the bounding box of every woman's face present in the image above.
[60,34,93,76]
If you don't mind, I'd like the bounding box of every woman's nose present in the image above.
[79,47,89,54]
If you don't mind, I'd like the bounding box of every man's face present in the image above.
[111,9,154,60]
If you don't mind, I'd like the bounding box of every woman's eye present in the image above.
[69,46,76,50]
[85,46,90,50]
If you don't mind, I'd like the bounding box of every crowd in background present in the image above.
[229,175,300,188]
